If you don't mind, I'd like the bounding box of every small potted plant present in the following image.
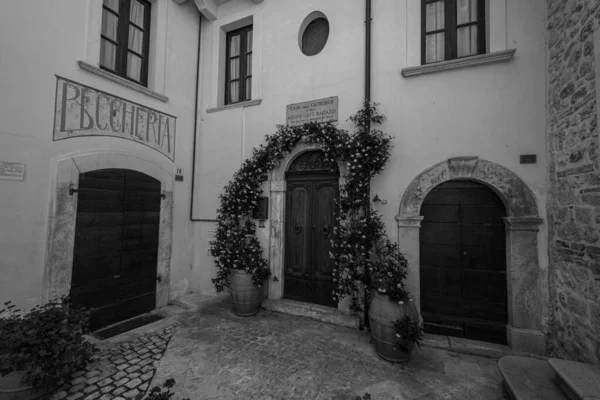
[0,297,96,398]
[210,217,271,316]
[367,237,421,363]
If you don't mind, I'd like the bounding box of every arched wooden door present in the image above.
[420,180,508,344]
[284,151,338,308]
[70,169,161,331]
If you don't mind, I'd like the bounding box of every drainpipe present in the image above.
[363,0,372,330]
[190,13,203,221]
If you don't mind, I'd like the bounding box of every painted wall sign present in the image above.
[53,76,176,161]
[0,161,26,181]
[286,96,338,127]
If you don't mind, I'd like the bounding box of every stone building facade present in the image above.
[546,0,600,364]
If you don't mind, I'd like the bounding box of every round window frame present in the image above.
[298,11,330,56]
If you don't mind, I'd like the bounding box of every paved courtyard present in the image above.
[48,295,507,399]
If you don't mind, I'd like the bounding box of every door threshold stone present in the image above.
[262,299,359,329]
[422,333,549,360]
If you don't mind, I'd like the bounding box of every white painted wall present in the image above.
[191,0,548,299]
[0,0,200,310]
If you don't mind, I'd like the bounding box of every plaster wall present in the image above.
[0,0,199,310]
[191,0,549,325]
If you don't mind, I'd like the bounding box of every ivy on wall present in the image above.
[209,101,410,310]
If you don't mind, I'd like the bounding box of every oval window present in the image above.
[301,17,329,56]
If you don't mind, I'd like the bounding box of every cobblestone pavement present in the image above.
[48,325,176,400]
[149,295,507,400]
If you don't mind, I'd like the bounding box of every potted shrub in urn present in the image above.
[0,297,96,399]
[210,217,271,316]
[368,238,423,363]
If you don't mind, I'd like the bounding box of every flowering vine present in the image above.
[210,101,410,311]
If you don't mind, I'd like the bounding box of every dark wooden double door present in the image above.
[420,180,508,344]
[284,174,338,308]
[70,169,161,331]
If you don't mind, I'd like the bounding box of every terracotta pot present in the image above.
[368,290,419,363]
[0,371,47,400]
[230,270,264,316]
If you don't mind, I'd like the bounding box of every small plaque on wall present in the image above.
[0,161,26,181]
[253,196,269,220]
[520,154,537,164]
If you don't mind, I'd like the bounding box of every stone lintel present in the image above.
[507,325,547,355]
[270,180,285,192]
[503,217,544,231]
[395,215,424,228]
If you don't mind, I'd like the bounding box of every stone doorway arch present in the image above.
[396,157,545,354]
[267,144,348,310]
[43,150,174,312]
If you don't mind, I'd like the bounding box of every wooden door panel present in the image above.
[420,266,462,295]
[70,277,121,310]
[118,293,155,322]
[71,169,160,331]
[460,205,506,224]
[422,313,464,337]
[460,224,504,246]
[420,294,462,318]
[422,188,461,204]
[420,204,460,223]
[462,300,508,322]
[285,183,311,278]
[75,212,123,228]
[463,320,507,344]
[459,186,504,205]
[461,246,506,271]
[420,180,507,344]
[123,211,160,224]
[71,254,120,285]
[420,243,461,269]
[462,270,507,303]
[76,198,126,213]
[420,222,460,245]
[313,182,336,279]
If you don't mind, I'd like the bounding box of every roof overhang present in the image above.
[172,0,263,21]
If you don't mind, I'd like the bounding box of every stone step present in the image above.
[262,298,359,329]
[548,358,600,400]
[497,356,567,400]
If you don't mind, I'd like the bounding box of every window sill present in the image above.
[206,99,262,114]
[401,49,516,78]
[77,61,169,102]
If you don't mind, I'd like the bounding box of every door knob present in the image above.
[294,224,302,234]
[322,224,330,235]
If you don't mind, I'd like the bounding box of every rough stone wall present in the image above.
[547,0,600,364]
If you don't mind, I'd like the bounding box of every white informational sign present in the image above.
[53,76,176,161]
[286,96,338,127]
[0,161,26,181]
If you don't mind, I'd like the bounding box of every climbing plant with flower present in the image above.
[209,100,410,311]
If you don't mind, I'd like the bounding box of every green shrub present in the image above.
[0,297,96,390]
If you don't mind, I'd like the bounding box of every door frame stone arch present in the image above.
[43,150,174,311]
[267,144,349,311]
[397,156,545,354]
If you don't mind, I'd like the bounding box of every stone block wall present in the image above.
[547,0,600,364]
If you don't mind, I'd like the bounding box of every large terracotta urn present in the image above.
[230,270,264,316]
[0,371,48,400]
[368,290,419,363]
